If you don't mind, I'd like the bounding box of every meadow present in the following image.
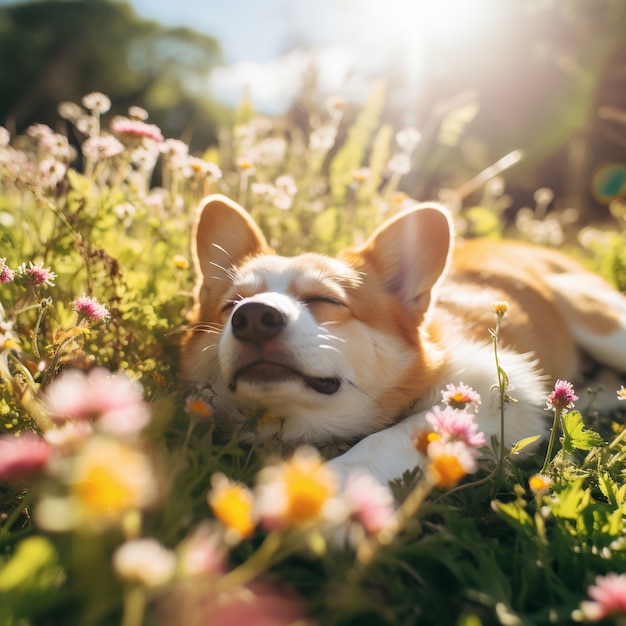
[1,89,626,626]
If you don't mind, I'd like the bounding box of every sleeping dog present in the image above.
[181,195,626,484]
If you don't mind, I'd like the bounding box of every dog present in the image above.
[181,194,626,485]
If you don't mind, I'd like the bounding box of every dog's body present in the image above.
[181,195,626,484]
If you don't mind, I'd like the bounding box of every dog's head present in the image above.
[181,195,452,445]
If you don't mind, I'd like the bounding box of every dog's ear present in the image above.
[192,195,271,306]
[345,203,453,316]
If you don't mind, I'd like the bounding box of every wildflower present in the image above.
[343,471,395,534]
[110,116,164,143]
[173,255,190,270]
[396,126,421,152]
[208,473,256,539]
[17,261,56,287]
[309,126,337,151]
[326,95,347,112]
[546,379,578,412]
[236,156,255,171]
[71,437,158,524]
[255,447,342,529]
[441,382,481,412]
[72,294,110,322]
[249,137,286,167]
[0,258,14,283]
[160,138,189,159]
[528,473,552,494]
[0,126,10,147]
[579,573,626,621]
[387,153,411,176]
[0,432,51,482]
[491,300,509,318]
[128,105,149,121]
[251,182,277,201]
[185,395,213,418]
[81,135,124,160]
[425,405,487,448]
[113,538,176,588]
[426,439,479,488]
[178,522,226,577]
[275,174,297,197]
[43,367,150,437]
[351,167,371,183]
[57,101,83,121]
[617,385,626,401]
[81,92,111,114]
[44,420,92,454]
[412,427,440,454]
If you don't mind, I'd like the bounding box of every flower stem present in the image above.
[541,407,561,473]
[120,585,146,626]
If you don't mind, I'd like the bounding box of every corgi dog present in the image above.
[181,194,626,484]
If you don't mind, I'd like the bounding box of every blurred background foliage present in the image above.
[1,0,626,221]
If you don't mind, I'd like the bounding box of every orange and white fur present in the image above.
[181,195,626,484]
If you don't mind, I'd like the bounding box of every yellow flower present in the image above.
[255,447,341,529]
[528,473,552,494]
[617,385,626,401]
[173,255,189,270]
[428,454,467,488]
[412,428,440,454]
[69,437,158,528]
[236,156,254,171]
[208,473,256,539]
[491,300,509,319]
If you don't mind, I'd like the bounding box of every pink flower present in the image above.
[546,379,578,412]
[0,258,14,283]
[43,368,150,437]
[178,522,226,577]
[580,573,626,621]
[0,432,51,481]
[18,261,56,287]
[343,471,395,534]
[110,116,164,143]
[441,382,482,412]
[72,295,110,321]
[425,405,487,449]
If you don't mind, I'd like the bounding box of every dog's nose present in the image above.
[231,301,287,343]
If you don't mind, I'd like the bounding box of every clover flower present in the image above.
[43,367,150,437]
[72,294,110,322]
[546,379,578,412]
[17,261,56,287]
[425,405,487,449]
[113,538,176,588]
[208,473,256,540]
[579,573,626,621]
[441,382,481,412]
[254,447,342,530]
[110,116,164,143]
[0,432,51,482]
[0,258,14,283]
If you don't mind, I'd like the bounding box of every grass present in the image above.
[0,90,625,626]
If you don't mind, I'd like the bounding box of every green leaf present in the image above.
[561,410,605,453]
[510,434,542,455]
[0,536,58,592]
